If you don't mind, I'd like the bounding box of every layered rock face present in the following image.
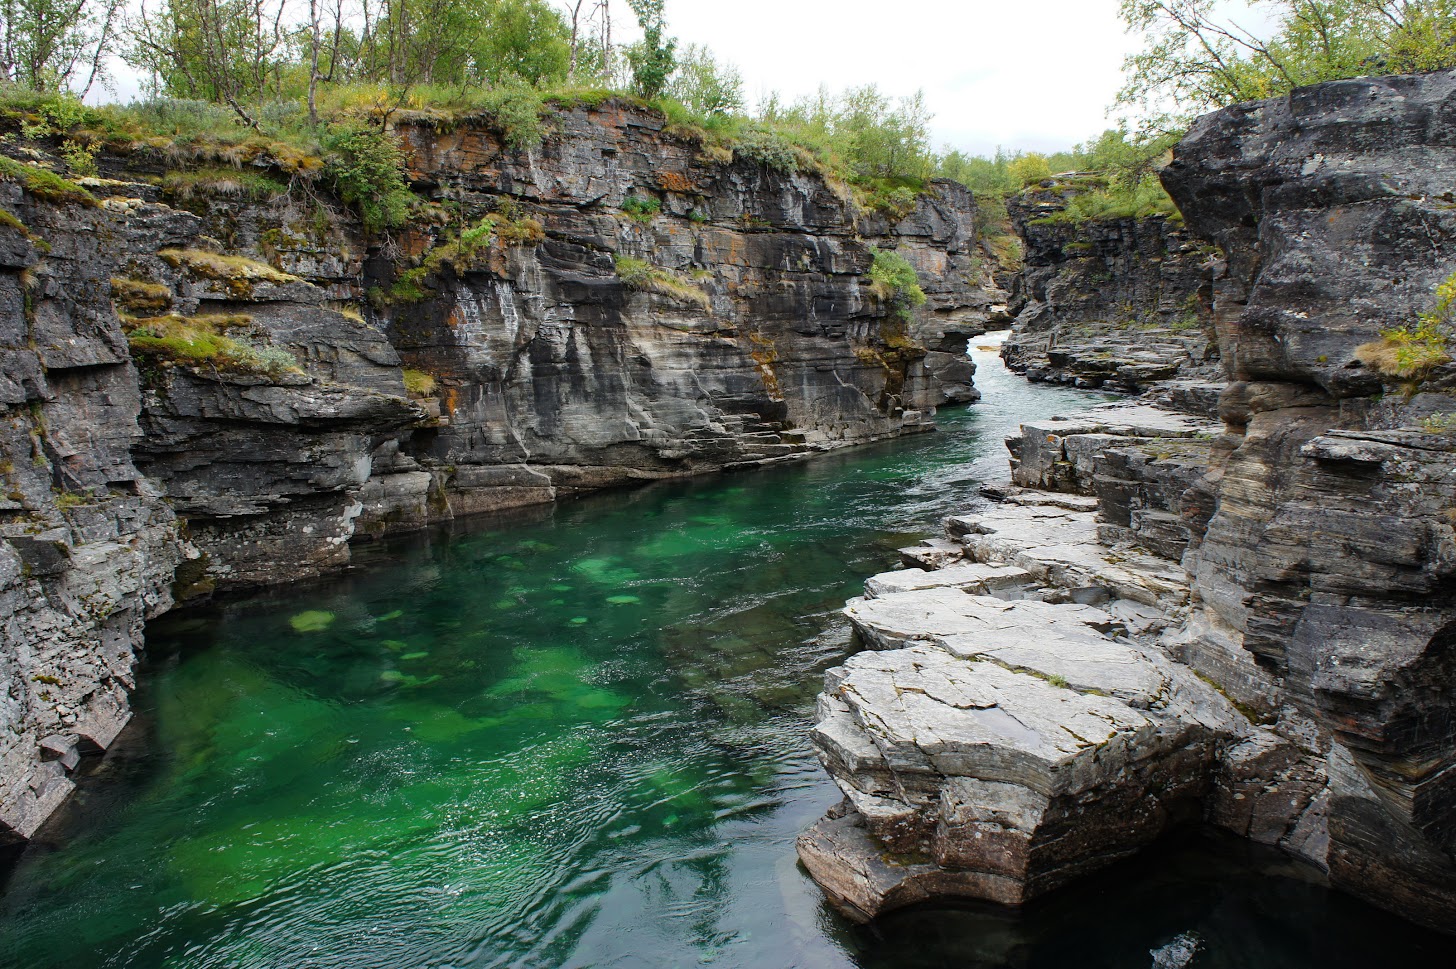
[364,105,994,527]
[1,186,184,841]
[799,407,1277,920]
[1160,69,1456,930]
[802,70,1456,933]
[0,101,991,842]
[1002,178,1222,406]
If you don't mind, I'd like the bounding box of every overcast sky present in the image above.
[653,0,1139,156]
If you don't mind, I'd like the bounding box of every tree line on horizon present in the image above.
[2,0,1456,222]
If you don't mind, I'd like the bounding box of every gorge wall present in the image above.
[800,68,1456,933]
[1002,177,1223,412]
[0,100,999,843]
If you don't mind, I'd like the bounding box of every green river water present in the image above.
[1,343,1450,968]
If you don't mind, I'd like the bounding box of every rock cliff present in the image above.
[1002,177,1222,409]
[801,69,1456,933]
[0,100,992,843]
[1161,68,1456,930]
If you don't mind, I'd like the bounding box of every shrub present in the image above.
[863,183,919,221]
[386,269,432,305]
[1422,412,1456,434]
[733,129,800,173]
[469,85,546,151]
[0,86,94,137]
[58,140,99,177]
[868,248,927,322]
[1359,321,1451,380]
[460,216,496,252]
[321,122,414,234]
[1008,153,1053,187]
[621,194,662,223]
[497,216,545,246]
[1358,272,1456,382]
[667,43,744,117]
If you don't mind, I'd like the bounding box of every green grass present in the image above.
[615,256,711,312]
[0,155,96,207]
[123,313,300,377]
[621,195,662,223]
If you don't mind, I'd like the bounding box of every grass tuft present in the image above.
[161,167,288,203]
[615,255,712,312]
[110,277,172,314]
[0,155,97,207]
[122,313,300,377]
[402,369,438,396]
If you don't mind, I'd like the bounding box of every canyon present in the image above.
[0,100,999,844]
[2,65,1456,950]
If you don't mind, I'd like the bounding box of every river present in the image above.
[0,338,1448,968]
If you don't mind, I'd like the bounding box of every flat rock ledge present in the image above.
[798,409,1322,923]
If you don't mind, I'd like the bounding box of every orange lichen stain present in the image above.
[398,229,433,261]
[657,171,693,193]
[725,234,749,268]
[746,332,784,401]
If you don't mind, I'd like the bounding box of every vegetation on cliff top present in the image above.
[944,2,1456,227]
[1118,1,1456,136]
[0,1,943,234]
[6,2,1453,250]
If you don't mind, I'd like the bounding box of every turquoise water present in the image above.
[1,344,1450,968]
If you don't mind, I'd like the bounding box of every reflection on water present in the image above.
[0,342,1448,968]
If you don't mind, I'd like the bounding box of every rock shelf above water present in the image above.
[799,474,1252,921]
